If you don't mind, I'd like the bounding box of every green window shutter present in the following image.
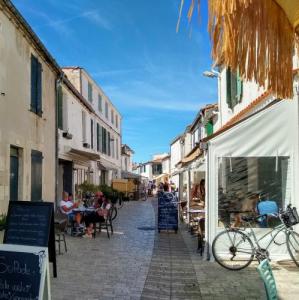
[88,82,93,102]
[226,68,232,109]
[57,86,63,129]
[31,55,38,113]
[205,121,213,136]
[91,119,94,149]
[31,150,43,201]
[102,127,106,154]
[230,71,238,108]
[96,123,100,151]
[36,61,42,114]
[108,132,111,156]
[99,124,103,152]
[237,70,243,103]
[98,94,102,111]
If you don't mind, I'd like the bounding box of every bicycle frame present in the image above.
[239,222,288,252]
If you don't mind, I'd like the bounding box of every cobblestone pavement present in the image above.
[51,200,155,300]
[48,198,299,299]
[141,201,202,300]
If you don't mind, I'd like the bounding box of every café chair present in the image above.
[54,211,68,254]
[93,207,114,239]
[257,259,278,300]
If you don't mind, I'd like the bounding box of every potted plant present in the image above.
[0,214,6,231]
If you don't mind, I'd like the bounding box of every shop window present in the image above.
[226,68,243,109]
[218,156,290,228]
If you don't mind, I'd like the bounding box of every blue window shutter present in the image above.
[36,61,42,114]
[91,119,94,149]
[31,55,38,112]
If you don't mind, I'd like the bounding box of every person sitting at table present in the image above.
[60,191,82,229]
[83,196,112,238]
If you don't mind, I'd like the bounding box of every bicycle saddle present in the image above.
[241,215,255,222]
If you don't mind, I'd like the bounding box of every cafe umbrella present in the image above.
[177,0,299,100]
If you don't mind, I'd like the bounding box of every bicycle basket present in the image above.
[281,207,299,227]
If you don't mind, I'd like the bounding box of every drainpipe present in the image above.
[55,73,64,208]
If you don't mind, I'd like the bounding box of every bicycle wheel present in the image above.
[111,206,117,221]
[287,230,299,267]
[212,229,254,271]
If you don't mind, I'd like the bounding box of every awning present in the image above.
[97,158,119,171]
[179,148,202,167]
[153,173,169,181]
[68,148,100,160]
[121,171,141,179]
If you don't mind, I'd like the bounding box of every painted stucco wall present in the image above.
[170,139,181,174]
[0,9,56,212]
[62,68,122,181]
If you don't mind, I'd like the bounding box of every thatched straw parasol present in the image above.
[178,0,299,99]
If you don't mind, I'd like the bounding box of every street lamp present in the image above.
[203,68,222,126]
[202,68,220,78]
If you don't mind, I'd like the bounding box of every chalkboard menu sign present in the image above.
[158,192,178,232]
[4,201,57,278]
[0,244,48,300]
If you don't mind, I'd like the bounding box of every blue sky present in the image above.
[13,0,216,162]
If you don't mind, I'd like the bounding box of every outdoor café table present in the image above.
[187,209,205,231]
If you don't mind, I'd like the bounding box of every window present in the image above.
[98,94,102,112]
[116,115,118,128]
[30,54,42,115]
[90,119,94,149]
[31,150,43,201]
[105,102,108,119]
[111,110,114,124]
[57,86,63,130]
[153,164,162,175]
[226,68,243,109]
[88,82,93,102]
[218,156,290,228]
[82,111,86,142]
[102,127,107,154]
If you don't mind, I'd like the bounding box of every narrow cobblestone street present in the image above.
[51,198,299,299]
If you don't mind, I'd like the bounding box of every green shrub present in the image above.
[0,214,6,229]
[77,181,98,194]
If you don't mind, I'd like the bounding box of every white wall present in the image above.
[62,68,122,181]
[0,8,56,212]
[170,139,182,173]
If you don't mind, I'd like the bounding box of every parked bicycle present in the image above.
[212,204,299,270]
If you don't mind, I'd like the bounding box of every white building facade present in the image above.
[203,67,299,260]
[0,1,60,212]
[62,67,122,187]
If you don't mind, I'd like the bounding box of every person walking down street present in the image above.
[142,184,148,201]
